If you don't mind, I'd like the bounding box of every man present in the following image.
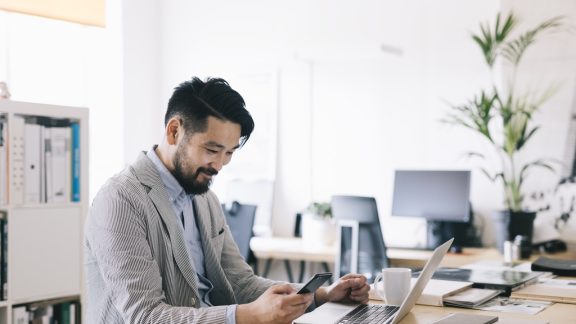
[85,77,370,324]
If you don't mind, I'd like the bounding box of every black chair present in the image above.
[331,195,390,283]
[222,201,258,271]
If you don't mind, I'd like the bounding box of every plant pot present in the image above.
[492,210,536,254]
[301,213,336,246]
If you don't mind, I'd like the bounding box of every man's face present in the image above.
[172,116,241,195]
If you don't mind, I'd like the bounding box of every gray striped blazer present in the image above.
[84,152,277,323]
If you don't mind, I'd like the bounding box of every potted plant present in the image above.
[301,201,336,246]
[444,12,565,252]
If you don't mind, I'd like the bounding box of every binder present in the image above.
[11,115,26,205]
[50,126,71,203]
[44,126,53,202]
[24,122,42,204]
[0,116,7,205]
[71,122,80,202]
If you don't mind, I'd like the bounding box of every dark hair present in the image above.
[165,77,255,146]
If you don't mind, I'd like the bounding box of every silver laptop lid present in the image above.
[389,237,454,324]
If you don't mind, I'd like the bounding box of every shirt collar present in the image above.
[146,146,187,204]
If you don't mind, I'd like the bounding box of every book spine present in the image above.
[12,305,28,324]
[44,126,52,203]
[0,116,6,206]
[11,115,25,205]
[70,123,80,202]
[1,213,7,300]
[24,122,42,204]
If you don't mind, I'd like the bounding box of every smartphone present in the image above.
[297,272,332,294]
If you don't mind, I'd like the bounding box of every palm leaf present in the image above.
[517,126,539,150]
[518,159,556,187]
[472,13,518,67]
[501,16,564,66]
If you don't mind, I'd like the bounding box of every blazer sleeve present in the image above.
[85,180,228,324]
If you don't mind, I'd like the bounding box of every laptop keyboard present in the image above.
[335,304,399,324]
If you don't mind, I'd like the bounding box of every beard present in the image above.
[172,143,218,195]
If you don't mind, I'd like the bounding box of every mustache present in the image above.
[196,167,218,177]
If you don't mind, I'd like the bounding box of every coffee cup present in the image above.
[373,268,411,306]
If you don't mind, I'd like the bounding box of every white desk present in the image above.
[252,237,576,323]
[250,236,504,271]
[250,237,334,282]
[384,300,576,324]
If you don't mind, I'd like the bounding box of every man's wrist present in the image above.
[315,287,328,306]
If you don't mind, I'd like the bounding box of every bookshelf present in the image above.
[0,100,88,324]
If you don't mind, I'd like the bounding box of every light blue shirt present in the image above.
[147,148,237,323]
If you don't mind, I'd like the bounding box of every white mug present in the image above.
[373,268,411,306]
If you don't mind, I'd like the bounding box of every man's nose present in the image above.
[210,154,226,171]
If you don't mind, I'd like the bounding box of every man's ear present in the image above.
[166,117,182,145]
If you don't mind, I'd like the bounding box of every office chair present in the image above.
[331,195,390,283]
[222,201,258,270]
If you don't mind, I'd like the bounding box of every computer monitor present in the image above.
[391,170,476,249]
[331,195,389,282]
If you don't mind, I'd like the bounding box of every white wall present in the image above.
[145,0,512,246]
[5,0,573,248]
[121,0,164,164]
[0,4,125,203]
[11,0,562,248]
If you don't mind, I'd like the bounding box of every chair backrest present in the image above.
[331,195,389,282]
[222,201,257,260]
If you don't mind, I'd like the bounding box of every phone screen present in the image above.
[297,272,332,294]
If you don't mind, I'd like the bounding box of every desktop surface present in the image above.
[375,300,576,324]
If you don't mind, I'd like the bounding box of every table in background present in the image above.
[250,236,576,281]
[250,237,334,282]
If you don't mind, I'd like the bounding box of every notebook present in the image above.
[293,238,454,324]
[417,267,541,295]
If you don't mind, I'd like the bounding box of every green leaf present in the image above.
[501,16,564,66]
[518,159,557,187]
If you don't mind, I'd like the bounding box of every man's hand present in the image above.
[236,284,314,324]
[315,274,370,305]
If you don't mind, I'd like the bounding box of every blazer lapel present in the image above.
[131,152,200,295]
[194,195,236,304]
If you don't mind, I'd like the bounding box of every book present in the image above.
[431,313,498,324]
[421,267,541,296]
[12,305,28,324]
[370,278,473,306]
[43,126,52,202]
[24,121,42,203]
[11,115,26,205]
[50,126,71,203]
[0,211,5,300]
[70,122,80,202]
[510,278,576,304]
[531,256,576,276]
[443,288,502,308]
[0,115,7,206]
[1,214,7,300]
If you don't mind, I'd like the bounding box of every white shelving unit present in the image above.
[0,100,88,324]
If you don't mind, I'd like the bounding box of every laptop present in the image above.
[293,238,454,324]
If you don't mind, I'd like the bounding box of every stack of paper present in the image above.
[443,288,503,308]
[510,278,576,304]
[370,279,473,306]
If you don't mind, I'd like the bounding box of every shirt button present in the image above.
[191,297,196,305]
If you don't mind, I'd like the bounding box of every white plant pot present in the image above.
[301,213,336,246]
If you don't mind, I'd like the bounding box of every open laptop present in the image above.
[293,238,454,324]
